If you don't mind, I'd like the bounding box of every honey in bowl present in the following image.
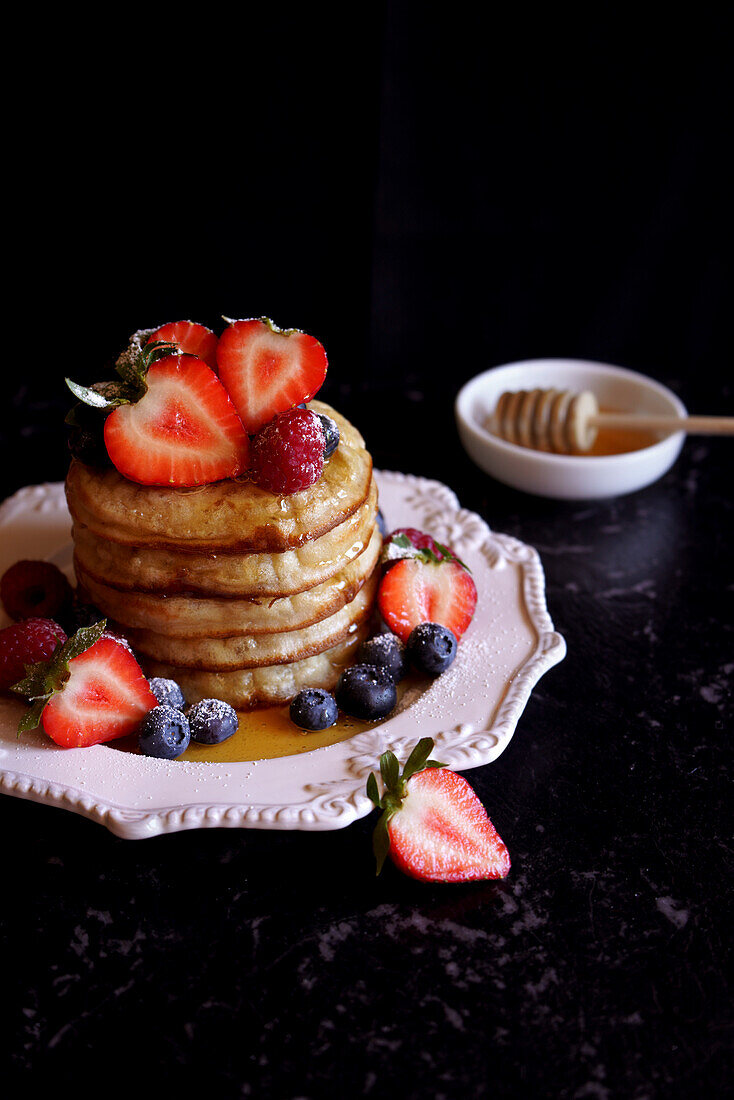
[487,404,661,456]
[583,410,660,456]
[487,390,664,456]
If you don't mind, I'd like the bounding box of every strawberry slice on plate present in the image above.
[12,621,158,748]
[377,536,477,642]
[104,353,250,486]
[367,738,511,882]
[146,321,219,373]
[216,317,328,433]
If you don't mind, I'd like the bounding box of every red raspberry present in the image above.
[0,618,67,693]
[250,407,326,495]
[0,560,73,622]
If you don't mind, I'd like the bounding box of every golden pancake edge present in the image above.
[67,402,381,709]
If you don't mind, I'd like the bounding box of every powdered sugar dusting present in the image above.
[102,629,134,654]
[381,541,423,564]
[365,632,404,655]
[189,697,237,723]
[114,327,157,377]
[385,563,540,742]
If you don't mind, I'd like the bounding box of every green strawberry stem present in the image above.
[11,620,108,735]
[366,736,446,875]
[65,338,178,417]
[381,533,471,574]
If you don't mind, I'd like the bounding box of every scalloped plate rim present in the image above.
[0,472,566,839]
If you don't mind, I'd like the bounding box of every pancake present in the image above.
[65,402,372,553]
[75,524,382,637]
[72,479,378,598]
[142,624,371,709]
[68,398,381,711]
[118,571,378,670]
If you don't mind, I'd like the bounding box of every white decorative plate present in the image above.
[0,473,566,839]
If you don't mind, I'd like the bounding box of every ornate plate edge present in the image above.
[0,473,566,838]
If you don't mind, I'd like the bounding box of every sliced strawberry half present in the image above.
[104,353,250,486]
[377,556,477,642]
[367,738,510,882]
[12,621,158,748]
[216,317,328,433]
[42,637,157,748]
[146,321,219,373]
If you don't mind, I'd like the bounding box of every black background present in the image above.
[3,7,732,1098]
[5,6,731,478]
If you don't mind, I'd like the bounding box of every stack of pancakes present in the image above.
[65,402,380,708]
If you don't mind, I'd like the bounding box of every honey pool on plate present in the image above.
[110,680,418,763]
[182,703,377,762]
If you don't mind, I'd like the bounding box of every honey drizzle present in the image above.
[110,682,415,762]
[182,704,376,762]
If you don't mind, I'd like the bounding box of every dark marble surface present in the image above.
[1,386,732,1098]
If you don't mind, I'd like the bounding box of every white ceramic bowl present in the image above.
[455,359,687,500]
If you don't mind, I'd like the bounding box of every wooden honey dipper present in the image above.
[490,388,734,454]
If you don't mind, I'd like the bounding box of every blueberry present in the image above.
[335,664,397,721]
[357,632,407,681]
[318,413,340,459]
[149,676,186,711]
[138,705,191,759]
[187,698,238,744]
[376,509,387,537]
[406,622,458,676]
[289,688,338,731]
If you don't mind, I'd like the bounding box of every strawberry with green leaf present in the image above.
[367,737,511,882]
[66,334,178,420]
[12,621,158,747]
[66,336,250,487]
[382,528,458,563]
[377,529,477,643]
